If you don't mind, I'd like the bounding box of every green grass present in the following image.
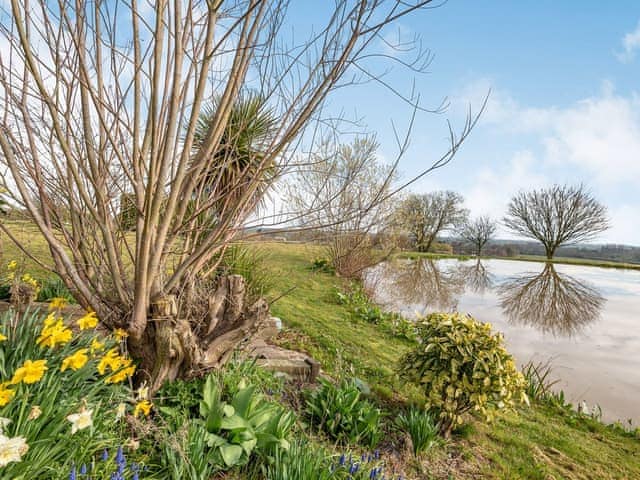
[396,250,640,270]
[262,242,640,479]
[1,223,638,479]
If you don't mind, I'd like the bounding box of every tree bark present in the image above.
[127,275,269,393]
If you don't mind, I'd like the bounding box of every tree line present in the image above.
[287,137,610,277]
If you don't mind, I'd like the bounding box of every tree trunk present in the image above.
[127,274,270,393]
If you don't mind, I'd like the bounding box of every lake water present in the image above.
[365,258,640,425]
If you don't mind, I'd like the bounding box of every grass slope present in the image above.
[263,242,640,479]
[1,223,638,479]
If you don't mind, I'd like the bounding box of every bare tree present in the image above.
[0,1,481,389]
[287,136,396,278]
[503,185,609,260]
[396,191,467,252]
[458,216,496,256]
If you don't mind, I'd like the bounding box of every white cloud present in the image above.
[459,81,640,188]
[465,151,548,237]
[603,204,640,245]
[453,80,640,245]
[616,20,640,63]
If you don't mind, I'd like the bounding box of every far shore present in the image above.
[394,251,640,271]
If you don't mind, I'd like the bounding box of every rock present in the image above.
[243,337,320,382]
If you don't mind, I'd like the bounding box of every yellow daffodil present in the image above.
[0,434,28,467]
[0,384,14,407]
[48,297,67,311]
[6,261,17,271]
[66,407,93,434]
[11,360,47,384]
[36,318,72,349]
[90,338,104,355]
[112,328,128,340]
[77,311,98,330]
[105,361,136,384]
[97,348,121,375]
[133,400,152,418]
[60,349,89,372]
[0,333,6,342]
[20,274,38,289]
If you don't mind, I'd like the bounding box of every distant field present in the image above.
[396,250,640,271]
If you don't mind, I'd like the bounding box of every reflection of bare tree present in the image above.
[456,260,493,294]
[498,263,605,337]
[384,259,465,313]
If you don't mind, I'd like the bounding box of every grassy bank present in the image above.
[396,250,640,271]
[1,223,638,478]
[262,242,640,479]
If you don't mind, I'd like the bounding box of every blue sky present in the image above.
[300,1,640,246]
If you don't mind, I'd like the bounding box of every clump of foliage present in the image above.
[334,285,416,341]
[521,360,559,402]
[305,378,382,447]
[398,312,529,436]
[216,245,273,300]
[310,257,335,274]
[0,308,142,478]
[36,275,76,303]
[258,441,391,480]
[159,374,295,474]
[396,407,440,456]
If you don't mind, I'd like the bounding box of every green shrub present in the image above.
[198,374,294,470]
[398,312,529,436]
[310,257,335,274]
[396,407,440,456]
[305,378,382,447]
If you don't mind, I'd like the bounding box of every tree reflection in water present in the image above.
[497,262,605,337]
[457,259,493,294]
[385,259,466,313]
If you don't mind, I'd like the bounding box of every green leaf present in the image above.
[231,384,256,417]
[220,413,250,431]
[219,444,244,467]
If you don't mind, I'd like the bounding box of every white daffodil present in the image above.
[0,434,28,467]
[115,403,126,420]
[0,418,11,433]
[28,406,42,420]
[66,408,93,434]
[136,383,149,400]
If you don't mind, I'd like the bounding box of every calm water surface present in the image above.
[365,258,640,425]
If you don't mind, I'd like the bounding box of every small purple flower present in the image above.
[102,448,109,462]
[69,465,76,480]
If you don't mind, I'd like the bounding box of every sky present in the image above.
[298,1,640,246]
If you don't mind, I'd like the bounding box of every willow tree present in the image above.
[0,0,478,389]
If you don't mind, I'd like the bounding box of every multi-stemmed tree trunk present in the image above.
[0,1,479,389]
